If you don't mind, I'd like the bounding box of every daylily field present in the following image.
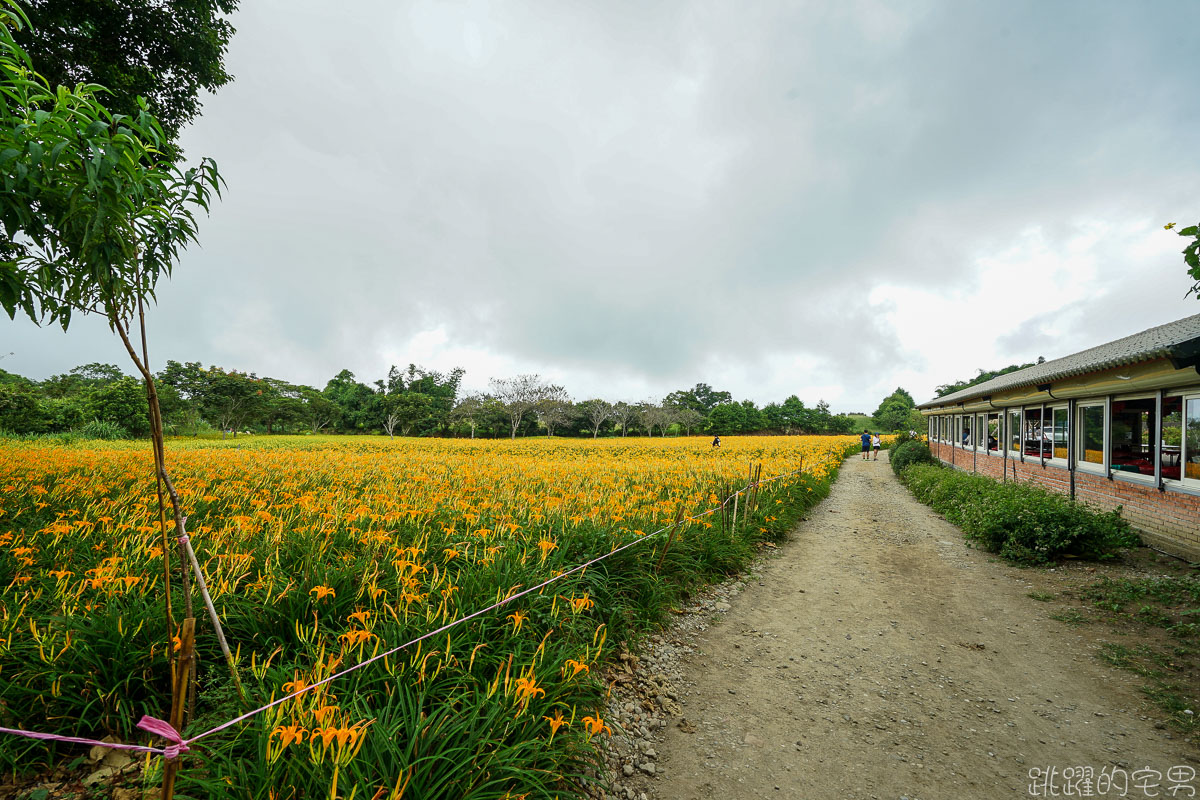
[0,434,857,798]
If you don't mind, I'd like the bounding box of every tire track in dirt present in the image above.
[639,453,1198,800]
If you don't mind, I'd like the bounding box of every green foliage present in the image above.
[76,418,127,440]
[14,0,238,146]
[1165,222,1200,298]
[86,376,149,437]
[901,464,1140,564]
[935,360,1043,398]
[887,428,923,451]
[889,440,937,475]
[0,383,42,432]
[0,2,223,330]
[663,383,732,415]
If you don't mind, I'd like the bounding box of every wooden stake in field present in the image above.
[730,491,739,540]
[162,617,195,800]
[655,504,686,573]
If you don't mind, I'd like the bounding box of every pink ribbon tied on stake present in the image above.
[137,716,189,759]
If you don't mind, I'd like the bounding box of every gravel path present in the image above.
[597,453,1198,800]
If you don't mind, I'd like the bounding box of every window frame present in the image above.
[1163,391,1200,489]
[1048,404,1069,464]
[1007,408,1021,458]
[1074,398,1106,474]
[1108,392,1159,484]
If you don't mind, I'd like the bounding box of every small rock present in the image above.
[82,766,119,787]
[639,762,657,775]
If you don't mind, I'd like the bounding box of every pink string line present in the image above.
[0,465,811,759]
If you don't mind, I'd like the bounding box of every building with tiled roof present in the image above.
[919,313,1200,560]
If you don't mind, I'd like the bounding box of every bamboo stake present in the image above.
[724,491,734,542]
[178,518,246,705]
[162,617,195,800]
[655,505,686,573]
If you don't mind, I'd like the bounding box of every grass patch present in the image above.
[1048,608,1089,627]
[1027,591,1055,602]
[1057,570,1200,742]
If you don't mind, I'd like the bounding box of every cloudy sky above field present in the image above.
[5,0,1200,411]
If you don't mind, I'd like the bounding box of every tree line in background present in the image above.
[0,361,922,440]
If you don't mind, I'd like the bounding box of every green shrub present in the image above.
[890,440,938,476]
[75,419,128,440]
[900,464,1140,564]
[887,429,923,451]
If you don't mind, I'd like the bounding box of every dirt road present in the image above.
[617,454,1197,800]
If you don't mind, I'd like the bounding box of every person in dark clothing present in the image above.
[712,435,721,448]
[861,430,871,460]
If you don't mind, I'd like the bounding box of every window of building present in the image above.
[1022,408,1044,457]
[1110,397,1157,477]
[1187,397,1200,482]
[1166,395,1200,484]
[1076,403,1104,470]
[1051,407,1069,460]
[986,413,1001,452]
[1008,409,1021,455]
[1162,397,1182,481]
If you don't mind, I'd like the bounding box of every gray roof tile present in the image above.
[919,313,1200,408]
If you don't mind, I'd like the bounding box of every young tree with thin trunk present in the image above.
[490,374,551,438]
[0,10,232,785]
[450,393,487,438]
[578,398,614,438]
[611,401,636,437]
[534,387,572,436]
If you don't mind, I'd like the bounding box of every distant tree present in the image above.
[323,369,379,433]
[872,388,917,432]
[611,401,636,437]
[258,378,306,434]
[450,393,488,439]
[533,385,573,436]
[663,383,732,416]
[385,364,464,435]
[87,375,149,436]
[490,374,556,439]
[200,368,263,437]
[577,398,614,438]
[738,399,764,432]
[301,388,339,434]
[672,407,705,436]
[157,360,208,435]
[0,384,42,433]
[935,362,1041,398]
[15,0,239,147]
[706,402,744,435]
[636,402,671,436]
[382,392,432,438]
[779,395,808,434]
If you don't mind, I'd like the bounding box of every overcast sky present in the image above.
[5,1,1200,411]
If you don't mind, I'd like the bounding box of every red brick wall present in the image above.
[927,440,1200,560]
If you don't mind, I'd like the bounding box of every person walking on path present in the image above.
[871,433,881,460]
[860,429,871,460]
